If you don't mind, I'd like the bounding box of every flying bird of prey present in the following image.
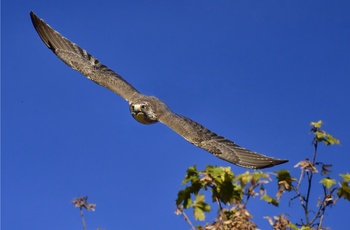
[30,11,288,169]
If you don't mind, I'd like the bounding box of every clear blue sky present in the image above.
[2,1,350,229]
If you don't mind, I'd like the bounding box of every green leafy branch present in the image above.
[267,120,346,229]
[176,121,349,230]
[175,165,279,229]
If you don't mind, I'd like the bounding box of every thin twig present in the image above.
[179,208,196,230]
[314,185,335,229]
[216,197,223,211]
[295,169,306,210]
[312,140,318,165]
[318,207,326,230]
[296,167,304,189]
[304,171,313,224]
[310,201,324,227]
[304,141,318,225]
[80,207,87,230]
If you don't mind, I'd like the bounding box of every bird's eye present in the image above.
[131,105,135,110]
[141,105,146,109]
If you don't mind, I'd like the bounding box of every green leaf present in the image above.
[261,194,279,207]
[337,181,350,201]
[300,226,312,230]
[315,131,327,139]
[194,207,205,221]
[320,178,336,189]
[275,169,295,191]
[287,223,299,230]
[252,171,269,181]
[193,194,210,221]
[314,131,340,146]
[204,165,238,204]
[326,134,340,145]
[182,165,199,185]
[310,120,323,128]
[176,187,193,208]
[311,120,340,145]
[234,171,252,187]
[340,173,350,182]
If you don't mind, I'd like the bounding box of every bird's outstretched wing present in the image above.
[30,11,140,102]
[31,12,288,169]
[159,113,288,169]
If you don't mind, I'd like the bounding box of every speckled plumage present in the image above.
[30,11,288,169]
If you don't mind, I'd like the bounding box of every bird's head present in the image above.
[129,101,158,124]
[129,96,170,125]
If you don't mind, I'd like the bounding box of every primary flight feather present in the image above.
[30,11,288,169]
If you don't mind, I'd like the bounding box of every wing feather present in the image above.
[160,113,288,169]
[30,11,140,102]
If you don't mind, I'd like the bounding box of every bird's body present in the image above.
[30,11,288,169]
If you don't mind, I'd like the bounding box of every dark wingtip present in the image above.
[29,11,55,51]
[30,11,39,28]
[30,11,44,40]
[249,158,288,169]
[277,159,289,164]
[266,158,289,169]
